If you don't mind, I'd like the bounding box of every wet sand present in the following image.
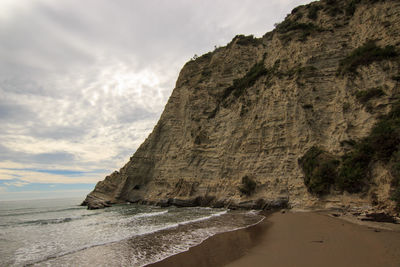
[148,211,400,267]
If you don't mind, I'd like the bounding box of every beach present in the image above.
[149,211,400,267]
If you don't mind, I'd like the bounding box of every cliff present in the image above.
[83,0,400,215]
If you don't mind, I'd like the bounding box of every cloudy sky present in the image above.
[0,0,312,201]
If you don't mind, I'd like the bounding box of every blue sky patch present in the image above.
[4,168,108,177]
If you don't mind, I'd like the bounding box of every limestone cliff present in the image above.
[83,0,400,214]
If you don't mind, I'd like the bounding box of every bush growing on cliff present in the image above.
[325,0,338,5]
[389,151,400,209]
[275,20,323,42]
[322,0,343,17]
[239,176,257,196]
[299,147,339,196]
[355,87,385,103]
[307,5,322,20]
[275,20,321,34]
[337,143,373,192]
[338,102,400,193]
[223,57,267,99]
[231,35,262,47]
[345,0,359,16]
[337,41,398,75]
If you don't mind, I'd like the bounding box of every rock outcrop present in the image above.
[83,0,400,214]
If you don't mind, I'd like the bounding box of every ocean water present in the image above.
[0,198,264,266]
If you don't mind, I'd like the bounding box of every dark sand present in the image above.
[148,211,400,267]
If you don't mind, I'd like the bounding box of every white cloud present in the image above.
[0,168,106,184]
[0,169,17,180]
[0,189,91,201]
[4,180,29,187]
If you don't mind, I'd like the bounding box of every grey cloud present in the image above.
[32,151,76,163]
[29,125,90,140]
[117,106,158,124]
[0,100,36,123]
[0,144,76,165]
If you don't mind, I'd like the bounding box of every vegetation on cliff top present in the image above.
[232,34,262,46]
[275,19,324,42]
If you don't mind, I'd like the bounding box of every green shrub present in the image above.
[308,5,322,20]
[223,58,268,99]
[294,11,303,21]
[340,139,356,147]
[345,0,357,16]
[326,6,343,17]
[201,69,212,78]
[338,101,400,192]
[286,65,317,77]
[239,176,257,196]
[355,87,385,103]
[275,20,322,34]
[199,52,213,60]
[337,143,373,192]
[390,151,400,209]
[299,147,339,196]
[233,35,261,46]
[194,131,207,145]
[338,41,398,75]
[323,0,342,17]
[291,6,301,14]
[369,119,400,163]
[302,104,313,109]
[325,0,338,5]
[393,186,400,209]
[342,102,351,112]
[275,20,323,42]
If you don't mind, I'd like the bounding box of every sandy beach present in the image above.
[148,211,400,267]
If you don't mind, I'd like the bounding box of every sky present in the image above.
[0,0,313,201]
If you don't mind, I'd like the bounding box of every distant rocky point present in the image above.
[82,0,400,217]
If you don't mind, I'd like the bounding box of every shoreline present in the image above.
[147,210,400,267]
[146,211,271,267]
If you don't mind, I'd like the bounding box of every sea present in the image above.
[0,197,264,266]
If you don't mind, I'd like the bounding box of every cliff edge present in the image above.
[83,0,400,215]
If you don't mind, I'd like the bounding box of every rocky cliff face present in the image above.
[83,0,400,214]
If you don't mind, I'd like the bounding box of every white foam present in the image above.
[20,209,231,266]
[178,210,228,226]
[247,210,261,215]
[134,210,168,218]
[140,213,265,267]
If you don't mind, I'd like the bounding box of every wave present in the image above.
[20,216,83,226]
[112,210,169,226]
[1,212,105,228]
[1,207,84,217]
[178,210,228,226]
[134,210,169,218]
[24,210,232,266]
